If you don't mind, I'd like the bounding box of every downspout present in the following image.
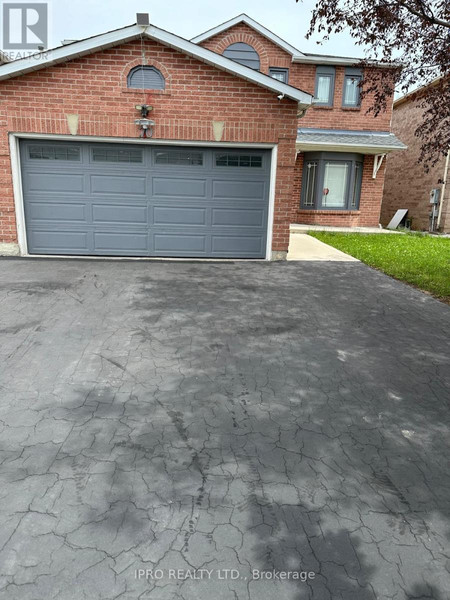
[437,149,450,230]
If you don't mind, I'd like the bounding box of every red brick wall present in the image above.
[381,99,449,231]
[0,38,298,251]
[201,22,394,227]
[201,23,393,131]
[292,152,386,227]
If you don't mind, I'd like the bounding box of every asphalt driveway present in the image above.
[0,258,449,600]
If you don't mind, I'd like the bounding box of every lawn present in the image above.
[309,232,450,302]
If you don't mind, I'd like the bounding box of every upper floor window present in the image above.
[223,43,260,70]
[343,68,362,107]
[301,152,363,211]
[127,66,165,90]
[314,65,335,106]
[269,67,289,83]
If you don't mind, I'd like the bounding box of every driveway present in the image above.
[0,258,449,600]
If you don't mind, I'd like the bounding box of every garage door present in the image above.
[20,140,271,258]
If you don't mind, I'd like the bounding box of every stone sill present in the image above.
[297,210,361,215]
[121,88,171,96]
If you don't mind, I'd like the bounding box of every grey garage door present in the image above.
[20,140,271,258]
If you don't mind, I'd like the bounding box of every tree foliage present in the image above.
[297,0,450,168]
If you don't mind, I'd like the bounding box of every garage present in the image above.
[19,140,271,258]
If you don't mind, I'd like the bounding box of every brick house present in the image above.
[381,80,450,233]
[0,13,405,259]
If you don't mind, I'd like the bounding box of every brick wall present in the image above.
[0,38,298,251]
[201,22,394,228]
[201,23,393,131]
[381,99,449,232]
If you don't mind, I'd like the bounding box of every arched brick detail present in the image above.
[213,34,269,75]
[120,57,172,94]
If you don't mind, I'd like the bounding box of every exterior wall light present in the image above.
[134,118,155,138]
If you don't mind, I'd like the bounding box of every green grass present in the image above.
[309,232,450,302]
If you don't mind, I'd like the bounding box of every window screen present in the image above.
[216,154,263,168]
[155,150,203,166]
[127,66,165,90]
[92,148,143,163]
[29,145,81,161]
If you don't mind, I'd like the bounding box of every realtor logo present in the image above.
[2,2,48,50]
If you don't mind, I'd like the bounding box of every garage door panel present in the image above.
[26,172,85,193]
[153,177,207,198]
[29,230,89,252]
[153,206,207,226]
[20,141,270,258]
[94,232,149,252]
[92,204,147,225]
[212,208,265,228]
[212,180,266,200]
[212,235,264,255]
[26,202,87,222]
[154,233,206,253]
[91,175,146,196]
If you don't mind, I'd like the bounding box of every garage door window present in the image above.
[92,148,143,163]
[216,154,262,168]
[155,150,203,166]
[29,145,80,161]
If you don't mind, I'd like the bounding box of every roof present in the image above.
[297,128,407,154]
[191,14,395,67]
[394,76,444,109]
[0,51,10,65]
[0,22,312,108]
[191,13,304,57]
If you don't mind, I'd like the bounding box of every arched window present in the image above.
[223,43,260,70]
[127,66,165,90]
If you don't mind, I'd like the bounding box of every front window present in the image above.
[321,162,349,208]
[343,68,362,107]
[223,43,260,70]
[127,66,165,90]
[314,66,335,106]
[269,67,289,83]
[301,152,363,211]
[304,162,317,207]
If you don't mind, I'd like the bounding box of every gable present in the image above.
[199,22,293,75]
[0,23,311,107]
[0,38,301,127]
[191,14,303,57]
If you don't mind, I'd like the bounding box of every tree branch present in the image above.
[395,0,450,27]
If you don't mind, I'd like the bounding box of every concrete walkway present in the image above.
[287,233,359,261]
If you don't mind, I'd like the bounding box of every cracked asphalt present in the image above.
[0,258,449,600]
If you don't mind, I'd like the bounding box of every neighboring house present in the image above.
[0,13,405,260]
[381,80,449,233]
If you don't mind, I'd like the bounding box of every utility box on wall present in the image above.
[429,188,440,204]
[429,188,441,231]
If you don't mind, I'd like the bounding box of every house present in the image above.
[381,79,450,233]
[0,13,405,260]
